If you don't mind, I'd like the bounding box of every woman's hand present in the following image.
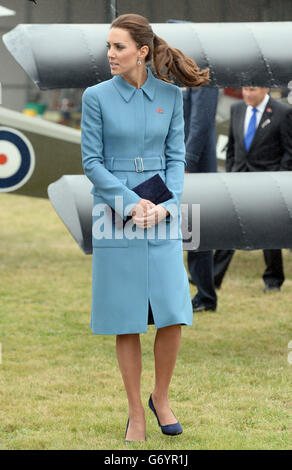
[132,201,169,229]
[131,199,155,217]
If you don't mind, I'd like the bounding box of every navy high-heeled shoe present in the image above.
[148,394,183,435]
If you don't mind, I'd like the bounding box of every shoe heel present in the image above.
[125,418,130,443]
[124,417,147,443]
[148,394,161,426]
[148,394,183,436]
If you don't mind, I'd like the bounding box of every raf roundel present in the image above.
[0,127,35,192]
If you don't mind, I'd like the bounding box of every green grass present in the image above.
[0,193,291,450]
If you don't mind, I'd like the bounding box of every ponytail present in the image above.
[152,33,210,87]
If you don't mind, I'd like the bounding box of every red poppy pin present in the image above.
[266,107,272,113]
[157,108,163,114]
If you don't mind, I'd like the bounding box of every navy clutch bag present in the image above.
[131,173,173,205]
[113,173,173,226]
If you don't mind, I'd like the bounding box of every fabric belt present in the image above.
[103,156,166,172]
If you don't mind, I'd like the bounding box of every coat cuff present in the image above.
[122,192,142,219]
[159,198,180,220]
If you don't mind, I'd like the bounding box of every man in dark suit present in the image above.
[183,86,219,311]
[214,86,292,292]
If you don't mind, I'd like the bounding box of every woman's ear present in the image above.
[140,45,149,61]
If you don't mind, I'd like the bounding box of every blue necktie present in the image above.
[244,107,257,151]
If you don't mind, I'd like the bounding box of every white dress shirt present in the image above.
[244,93,270,136]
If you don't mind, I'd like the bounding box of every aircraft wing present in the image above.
[0,106,81,197]
[48,172,292,253]
[3,22,292,89]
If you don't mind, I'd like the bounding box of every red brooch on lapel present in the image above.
[266,107,272,113]
[157,108,163,114]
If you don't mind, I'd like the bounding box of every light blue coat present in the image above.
[81,66,193,335]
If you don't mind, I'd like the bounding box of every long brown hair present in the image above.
[111,13,210,87]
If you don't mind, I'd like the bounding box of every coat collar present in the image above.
[112,66,156,102]
[246,93,270,115]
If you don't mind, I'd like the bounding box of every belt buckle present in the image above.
[134,157,144,172]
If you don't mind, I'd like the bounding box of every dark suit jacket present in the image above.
[183,87,218,173]
[226,96,292,172]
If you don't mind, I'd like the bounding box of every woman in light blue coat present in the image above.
[81,13,210,442]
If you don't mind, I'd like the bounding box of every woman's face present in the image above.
[107,27,147,75]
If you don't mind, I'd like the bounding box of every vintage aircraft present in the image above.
[1,20,292,252]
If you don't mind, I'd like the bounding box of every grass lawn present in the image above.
[0,193,291,450]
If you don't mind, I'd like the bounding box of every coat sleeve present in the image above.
[159,86,186,219]
[279,107,292,170]
[184,88,214,171]
[81,87,141,218]
[225,105,235,172]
